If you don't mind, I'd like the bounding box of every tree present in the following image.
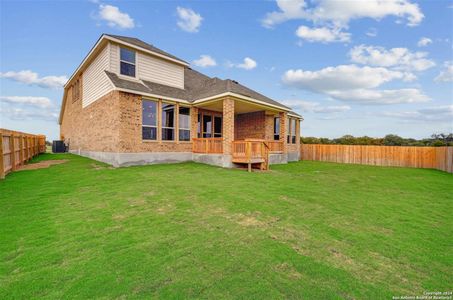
[383,134,404,146]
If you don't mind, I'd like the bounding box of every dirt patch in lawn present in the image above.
[17,160,68,171]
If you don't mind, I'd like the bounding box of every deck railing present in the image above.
[232,140,265,160]
[267,141,284,153]
[192,138,223,154]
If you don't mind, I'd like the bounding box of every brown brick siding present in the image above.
[234,111,266,140]
[222,98,234,155]
[61,87,300,155]
[118,94,191,153]
[60,84,121,152]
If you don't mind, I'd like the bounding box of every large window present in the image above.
[161,103,175,141]
[274,117,280,141]
[142,100,157,140]
[179,107,191,141]
[202,115,212,138]
[291,119,297,144]
[120,48,136,77]
[214,116,222,137]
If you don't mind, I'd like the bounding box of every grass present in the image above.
[0,154,452,299]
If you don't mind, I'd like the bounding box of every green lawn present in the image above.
[1,154,452,299]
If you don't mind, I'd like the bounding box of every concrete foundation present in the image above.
[72,150,192,167]
[269,153,287,165]
[192,153,233,168]
[70,150,295,168]
[287,151,300,162]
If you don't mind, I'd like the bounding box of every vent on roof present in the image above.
[232,80,239,84]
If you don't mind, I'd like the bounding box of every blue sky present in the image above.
[1,0,452,140]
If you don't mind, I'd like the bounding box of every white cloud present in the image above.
[283,65,409,91]
[0,96,52,108]
[176,7,202,33]
[434,61,453,82]
[0,107,58,122]
[382,105,453,122]
[0,70,67,89]
[262,0,424,28]
[349,45,436,72]
[296,26,350,43]
[283,100,351,113]
[227,57,257,70]
[98,4,135,29]
[417,37,432,47]
[262,0,307,28]
[238,57,257,70]
[282,65,430,105]
[328,88,430,104]
[366,27,378,37]
[192,55,217,67]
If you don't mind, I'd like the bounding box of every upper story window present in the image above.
[273,117,280,141]
[120,48,136,77]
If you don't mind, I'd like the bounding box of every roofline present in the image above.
[64,34,189,89]
[193,92,292,112]
[288,112,304,120]
[105,35,189,66]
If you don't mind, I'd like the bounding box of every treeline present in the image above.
[301,133,453,147]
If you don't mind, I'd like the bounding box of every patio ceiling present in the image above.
[195,98,281,115]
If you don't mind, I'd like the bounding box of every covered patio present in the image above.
[190,96,301,170]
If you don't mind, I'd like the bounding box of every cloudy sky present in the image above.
[1,0,452,140]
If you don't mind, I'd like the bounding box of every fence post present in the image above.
[19,134,24,166]
[0,132,4,179]
[10,133,17,171]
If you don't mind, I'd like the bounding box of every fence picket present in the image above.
[301,144,453,173]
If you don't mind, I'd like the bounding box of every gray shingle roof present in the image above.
[105,34,188,65]
[105,67,291,111]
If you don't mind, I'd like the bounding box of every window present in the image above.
[179,107,191,141]
[291,119,297,144]
[161,103,175,141]
[202,115,212,138]
[142,100,157,140]
[214,116,222,137]
[120,48,136,77]
[286,118,290,144]
[273,117,280,141]
[72,79,80,102]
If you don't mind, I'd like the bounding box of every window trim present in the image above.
[161,102,175,141]
[273,117,280,141]
[178,106,191,142]
[119,47,137,78]
[142,98,158,141]
[290,118,297,144]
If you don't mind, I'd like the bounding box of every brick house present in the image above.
[59,34,303,169]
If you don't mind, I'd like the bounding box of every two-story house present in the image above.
[59,34,302,169]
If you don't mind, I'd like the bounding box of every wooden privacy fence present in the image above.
[1,129,46,179]
[301,144,453,173]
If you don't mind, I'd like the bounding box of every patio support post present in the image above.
[191,107,199,141]
[279,111,287,154]
[222,97,235,155]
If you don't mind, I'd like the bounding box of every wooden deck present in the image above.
[192,138,283,171]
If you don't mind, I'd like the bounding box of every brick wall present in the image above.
[222,98,235,155]
[234,111,265,140]
[60,78,122,152]
[118,94,191,153]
